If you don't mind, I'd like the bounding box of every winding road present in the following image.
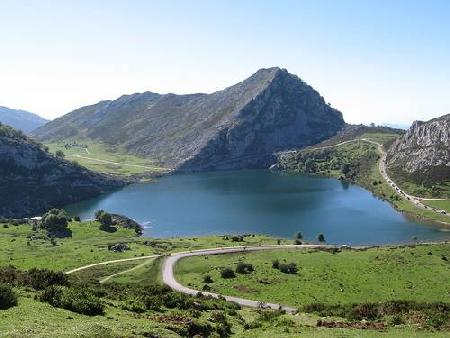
[161,244,354,313]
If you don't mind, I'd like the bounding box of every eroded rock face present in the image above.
[386,114,450,182]
[0,125,124,218]
[33,68,345,171]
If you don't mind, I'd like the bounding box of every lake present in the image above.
[66,170,450,245]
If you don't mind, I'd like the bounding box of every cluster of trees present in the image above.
[94,210,115,232]
[41,209,70,234]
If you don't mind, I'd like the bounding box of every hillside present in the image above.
[386,114,450,196]
[33,67,345,171]
[0,106,48,133]
[0,123,124,218]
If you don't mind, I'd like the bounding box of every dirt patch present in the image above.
[233,284,258,293]
[317,319,386,330]
[152,314,192,325]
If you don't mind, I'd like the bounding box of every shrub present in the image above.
[55,150,65,158]
[278,263,297,274]
[231,235,244,242]
[295,232,303,239]
[272,259,280,269]
[236,262,254,274]
[317,233,325,242]
[42,209,69,233]
[0,283,18,309]
[40,286,104,316]
[294,239,302,245]
[203,275,213,283]
[26,268,68,290]
[73,216,81,222]
[221,267,236,279]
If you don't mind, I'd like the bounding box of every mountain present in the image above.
[0,123,124,218]
[33,67,345,171]
[0,106,49,133]
[386,114,450,185]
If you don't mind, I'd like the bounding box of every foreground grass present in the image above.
[1,221,449,337]
[46,140,167,179]
[175,245,450,307]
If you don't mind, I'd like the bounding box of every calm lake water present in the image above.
[66,170,450,245]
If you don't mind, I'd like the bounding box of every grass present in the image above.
[424,200,450,213]
[46,140,168,179]
[1,220,449,337]
[0,221,287,272]
[175,244,450,308]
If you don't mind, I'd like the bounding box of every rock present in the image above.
[386,114,450,184]
[0,123,124,218]
[33,67,345,171]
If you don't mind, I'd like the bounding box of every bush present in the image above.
[73,216,81,222]
[203,275,213,283]
[294,239,302,245]
[26,268,68,290]
[221,267,236,279]
[42,209,69,233]
[278,263,297,274]
[231,235,244,242]
[236,262,254,274]
[295,232,303,239]
[317,233,325,242]
[95,210,115,232]
[272,259,280,269]
[0,283,18,309]
[40,286,104,316]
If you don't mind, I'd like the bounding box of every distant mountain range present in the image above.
[33,67,345,171]
[386,114,450,186]
[0,106,48,133]
[0,123,123,218]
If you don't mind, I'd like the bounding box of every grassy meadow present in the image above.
[46,140,167,178]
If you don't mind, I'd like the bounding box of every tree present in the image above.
[341,163,351,176]
[42,209,69,233]
[55,150,65,158]
[295,232,303,240]
[318,233,326,242]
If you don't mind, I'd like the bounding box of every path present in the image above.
[162,244,353,313]
[65,254,160,274]
[99,257,157,283]
[279,137,448,214]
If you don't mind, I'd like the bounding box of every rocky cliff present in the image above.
[33,67,345,171]
[386,114,450,183]
[0,123,124,218]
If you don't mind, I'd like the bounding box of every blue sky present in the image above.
[1,0,449,126]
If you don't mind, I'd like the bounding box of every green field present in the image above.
[46,140,168,179]
[424,200,450,213]
[175,245,450,307]
[1,220,449,337]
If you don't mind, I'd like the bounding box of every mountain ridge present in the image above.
[0,123,124,218]
[33,67,345,170]
[0,106,49,133]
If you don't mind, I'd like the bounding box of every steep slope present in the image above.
[0,106,49,133]
[0,123,124,218]
[386,114,450,185]
[33,67,345,170]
